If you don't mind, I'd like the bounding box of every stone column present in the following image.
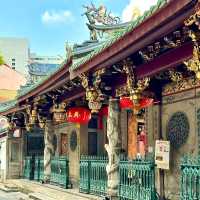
[43,120,54,182]
[105,98,121,200]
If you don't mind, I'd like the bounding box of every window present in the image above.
[12,58,15,62]
[12,63,15,66]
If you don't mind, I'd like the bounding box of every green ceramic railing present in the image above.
[33,156,44,181]
[50,156,69,189]
[80,155,108,196]
[80,155,156,200]
[23,156,69,189]
[23,156,34,180]
[119,158,156,200]
[180,156,200,200]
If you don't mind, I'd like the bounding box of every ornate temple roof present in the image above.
[28,63,59,76]
[73,40,103,59]
[0,0,189,114]
[0,99,17,113]
[69,0,167,71]
[87,22,131,31]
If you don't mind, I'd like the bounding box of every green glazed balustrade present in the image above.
[180,156,200,200]
[23,156,34,180]
[33,156,44,181]
[80,155,156,200]
[80,155,108,196]
[23,156,69,189]
[50,156,69,189]
[119,159,156,200]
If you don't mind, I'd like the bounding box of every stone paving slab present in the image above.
[29,192,55,200]
[0,190,29,200]
[6,179,102,200]
[0,183,19,192]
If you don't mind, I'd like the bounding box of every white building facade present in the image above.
[0,38,29,75]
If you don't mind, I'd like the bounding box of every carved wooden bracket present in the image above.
[122,59,150,105]
[79,69,105,113]
[184,31,200,79]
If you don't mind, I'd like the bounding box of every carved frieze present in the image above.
[162,77,200,96]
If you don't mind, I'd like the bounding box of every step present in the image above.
[0,183,19,192]
[29,192,55,200]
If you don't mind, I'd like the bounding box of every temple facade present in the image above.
[0,0,199,200]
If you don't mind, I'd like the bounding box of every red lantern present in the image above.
[139,98,154,108]
[120,97,133,109]
[120,97,154,109]
[66,107,91,124]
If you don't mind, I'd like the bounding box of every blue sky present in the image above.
[0,0,158,56]
[0,0,130,55]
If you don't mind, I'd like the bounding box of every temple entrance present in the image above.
[88,132,97,156]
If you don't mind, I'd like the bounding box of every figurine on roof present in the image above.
[83,3,120,40]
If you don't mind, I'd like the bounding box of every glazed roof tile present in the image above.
[0,99,17,113]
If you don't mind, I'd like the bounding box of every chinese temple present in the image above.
[0,0,199,200]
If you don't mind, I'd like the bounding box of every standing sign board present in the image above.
[155,140,170,170]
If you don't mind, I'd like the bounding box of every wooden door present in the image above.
[60,133,68,156]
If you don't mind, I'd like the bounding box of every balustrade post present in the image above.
[43,120,54,183]
[105,98,121,200]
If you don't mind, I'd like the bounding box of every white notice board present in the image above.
[155,140,170,170]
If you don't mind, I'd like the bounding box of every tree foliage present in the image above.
[0,54,4,65]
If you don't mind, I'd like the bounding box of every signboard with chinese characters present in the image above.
[66,107,91,124]
[155,140,170,170]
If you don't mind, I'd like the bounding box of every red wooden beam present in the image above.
[136,42,193,78]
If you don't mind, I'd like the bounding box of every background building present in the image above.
[28,53,63,83]
[0,64,26,102]
[0,38,29,75]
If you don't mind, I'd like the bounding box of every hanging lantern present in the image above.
[66,107,91,124]
[52,103,66,123]
[88,101,102,113]
[139,97,154,108]
[120,97,134,109]
[120,97,154,109]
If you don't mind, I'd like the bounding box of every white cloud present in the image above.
[122,0,158,22]
[41,10,73,24]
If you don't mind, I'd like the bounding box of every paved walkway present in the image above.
[0,190,28,200]
[3,179,102,200]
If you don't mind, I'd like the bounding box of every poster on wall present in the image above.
[155,140,170,170]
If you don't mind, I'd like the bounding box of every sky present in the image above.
[0,0,158,56]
